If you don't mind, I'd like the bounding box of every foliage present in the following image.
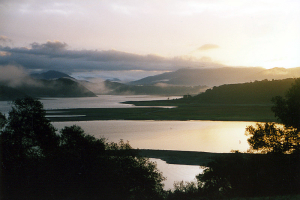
[246,78,300,154]
[194,79,300,199]
[197,153,250,197]
[197,153,300,198]
[246,123,299,154]
[166,181,202,200]
[0,97,165,200]
[272,78,300,129]
[1,97,59,159]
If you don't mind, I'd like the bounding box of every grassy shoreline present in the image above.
[46,103,277,122]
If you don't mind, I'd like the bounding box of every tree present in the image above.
[272,78,300,129]
[1,97,166,200]
[1,97,59,159]
[195,79,300,198]
[246,122,299,154]
[246,78,300,154]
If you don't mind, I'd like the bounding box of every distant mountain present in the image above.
[129,67,300,87]
[252,67,300,80]
[82,80,207,96]
[21,78,96,98]
[31,70,73,80]
[0,77,96,101]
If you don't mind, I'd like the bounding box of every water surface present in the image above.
[0,95,179,115]
[53,120,255,153]
[1,95,256,190]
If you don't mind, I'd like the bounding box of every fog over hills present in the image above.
[129,67,300,86]
[0,66,96,100]
[2,65,300,101]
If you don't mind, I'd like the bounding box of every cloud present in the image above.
[31,40,67,51]
[199,56,213,62]
[0,40,225,81]
[197,44,219,51]
[0,35,13,46]
[0,64,40,87]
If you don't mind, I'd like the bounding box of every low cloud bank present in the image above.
[0,40,223,81]
[0,65,41,87]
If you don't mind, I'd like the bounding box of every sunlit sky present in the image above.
[0,0,300,79]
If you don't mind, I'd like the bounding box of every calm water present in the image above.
[0,95,256,190]
[53,120,255,153]
[0,95,179,115]
[150,158,204,190]
[52,120,256,190]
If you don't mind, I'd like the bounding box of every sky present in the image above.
[0,0,300,81]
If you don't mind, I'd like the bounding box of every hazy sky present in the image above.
[0,0,300,80]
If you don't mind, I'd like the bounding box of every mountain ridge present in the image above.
[129,67,300,86]
[31,70,73,80]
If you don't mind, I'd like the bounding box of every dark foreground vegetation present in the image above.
[1,78,300,199]
[0,98,165,200]
[167,78,300,199]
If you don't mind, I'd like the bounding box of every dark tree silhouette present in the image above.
[246,122,299,154]
[272,78,300,129]
[194,79,300,198]
[246,78,300,154]
[1,97,59,159]
[0,97,165,200]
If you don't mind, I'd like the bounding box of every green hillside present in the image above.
[191,78,297,104]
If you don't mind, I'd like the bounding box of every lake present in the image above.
[0,95,256,190]
[0,95,179,115]
[53,120,255,153]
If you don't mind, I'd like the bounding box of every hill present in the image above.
[129,67,300,86]
[0,85,28,101]
[0,77,96,101]
[191,78,297,104]
[31,70,73,80]
[104,80,207,95]
[82,80,208,95]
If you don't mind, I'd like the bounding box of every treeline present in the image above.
[192,78,297,104]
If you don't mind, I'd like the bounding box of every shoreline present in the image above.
[134,149,223,166]
[46,104,277,122]
[121,149,293,167]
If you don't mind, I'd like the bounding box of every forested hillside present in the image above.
[192,78,297,104]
